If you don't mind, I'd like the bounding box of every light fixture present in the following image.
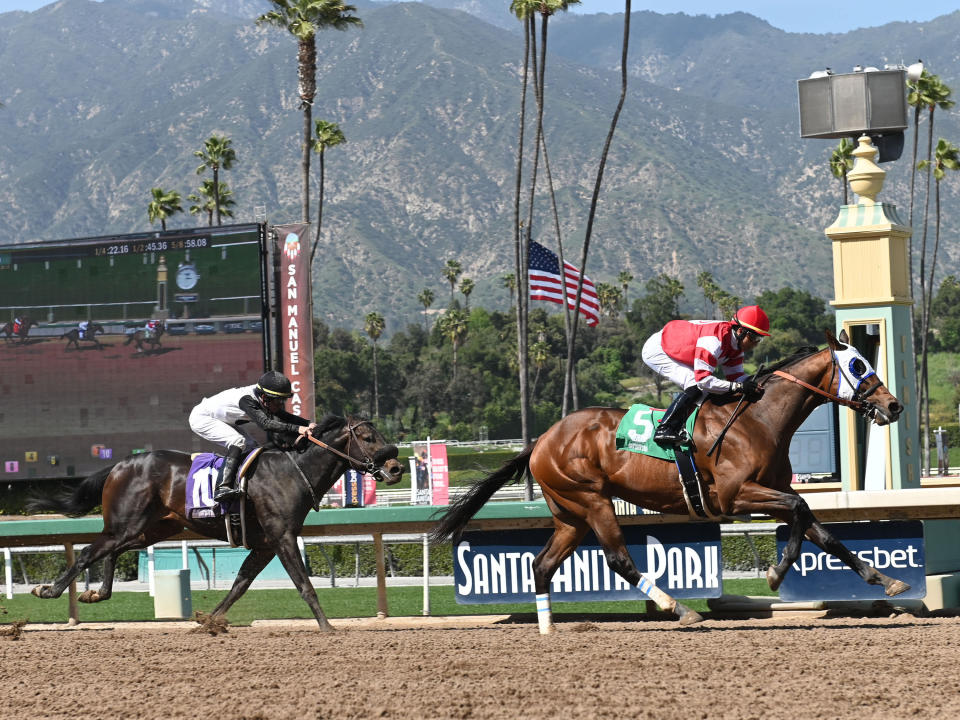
[906,60,924,82]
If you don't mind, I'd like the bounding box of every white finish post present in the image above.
[181,540,188,569]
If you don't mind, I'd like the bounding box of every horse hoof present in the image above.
[885,579,911,597]
[78,590,100,603]
[677,608,704,626]
[766,566,783,591]
[31,585,49,598]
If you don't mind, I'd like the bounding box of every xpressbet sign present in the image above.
[454,525,721,604]
[776,520,926,601]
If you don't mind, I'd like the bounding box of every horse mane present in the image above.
[313,414,346,439]
[755,346,821,378]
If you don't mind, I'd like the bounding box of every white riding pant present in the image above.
[188,406,256,451]
[642,330,702,392]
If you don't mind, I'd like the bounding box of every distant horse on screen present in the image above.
[431,330,910,632]
[124,319,165,354]
[1,316,38,345]
[27,415,403,631]
[63,322,105,351]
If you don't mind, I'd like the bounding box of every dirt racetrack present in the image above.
[4,613,960,719]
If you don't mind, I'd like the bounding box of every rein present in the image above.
[706,362,764,457]
[772,369,867,411]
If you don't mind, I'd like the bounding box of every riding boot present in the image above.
[654,387,700,448]
[213,445,244,503]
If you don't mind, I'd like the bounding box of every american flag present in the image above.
[528,240,600,327]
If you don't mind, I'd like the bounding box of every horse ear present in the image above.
[838,328,850,345]
[825,329,841,350]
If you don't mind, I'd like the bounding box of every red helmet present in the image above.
[733,305,771,336]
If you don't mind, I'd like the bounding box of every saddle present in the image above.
[186,448,265,547]
[615,403,718,520]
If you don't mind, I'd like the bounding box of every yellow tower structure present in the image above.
[825,135,920,490]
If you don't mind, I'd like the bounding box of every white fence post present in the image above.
[4,548,12,600]
[147,546,156,597]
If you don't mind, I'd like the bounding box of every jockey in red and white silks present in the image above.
[642,305,770,447]
[642,319,749,395]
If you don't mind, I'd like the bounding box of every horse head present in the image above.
[317,415,403,485]
[826,329,903,426]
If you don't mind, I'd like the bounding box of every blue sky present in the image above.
[0,0,957,35]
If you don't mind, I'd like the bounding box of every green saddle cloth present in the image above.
[615,403,699,461]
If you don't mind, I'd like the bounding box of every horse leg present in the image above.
[531,513,589,635]
[79,552,117,603]
[804,519,911,597]
[586,499,704,626]
[32,534,125,600]
[729,485,910,596]
[207,548,276,621]
[78,521,183,603]
[272,533,334,631]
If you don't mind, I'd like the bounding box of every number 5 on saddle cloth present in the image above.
[615,403,714,519]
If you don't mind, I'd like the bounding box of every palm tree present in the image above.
[529,336,550,401]
[596,282,622,319]
[193,134,236,226]
[257,0,361,223]
[617,270,633,307]
[310,119,346,263]
[564,0,632,415]
[437,308,469,380]
[188,179,235,227]
[442,259,462,304]
[510,0,537,453]
[829,137,855,205]
[696,270,722,318]
[459,277,475,311]
[147,188,183,231]
[502,274,517,307]
[364,311,385,418]
[417,288,435,331]
[907,69,939,229]
[917,137,959,474]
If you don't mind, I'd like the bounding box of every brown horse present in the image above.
[124,319,166,354]
[27,415,403,630]
[431,330,908,632]
[62,322,105,351]
[1,316,37,344]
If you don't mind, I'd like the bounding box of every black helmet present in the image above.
[256,371,293,399]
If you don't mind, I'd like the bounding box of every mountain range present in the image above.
[0,0,958,331]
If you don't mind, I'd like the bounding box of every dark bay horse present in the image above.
[431,330,908,632]
[1,316,37,344]
[63,322,105,351]
[27,415,403,630]
[124,320,165,354]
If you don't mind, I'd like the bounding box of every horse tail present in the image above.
[429,445,534,544]
[26,464,115,517]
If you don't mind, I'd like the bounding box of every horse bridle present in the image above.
[304,420,397,483]
[771,350,883,420]
[708,349,883,458]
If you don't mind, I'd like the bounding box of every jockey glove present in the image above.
[734,378,765,402]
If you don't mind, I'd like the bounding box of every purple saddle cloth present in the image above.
[185,453,241,519]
